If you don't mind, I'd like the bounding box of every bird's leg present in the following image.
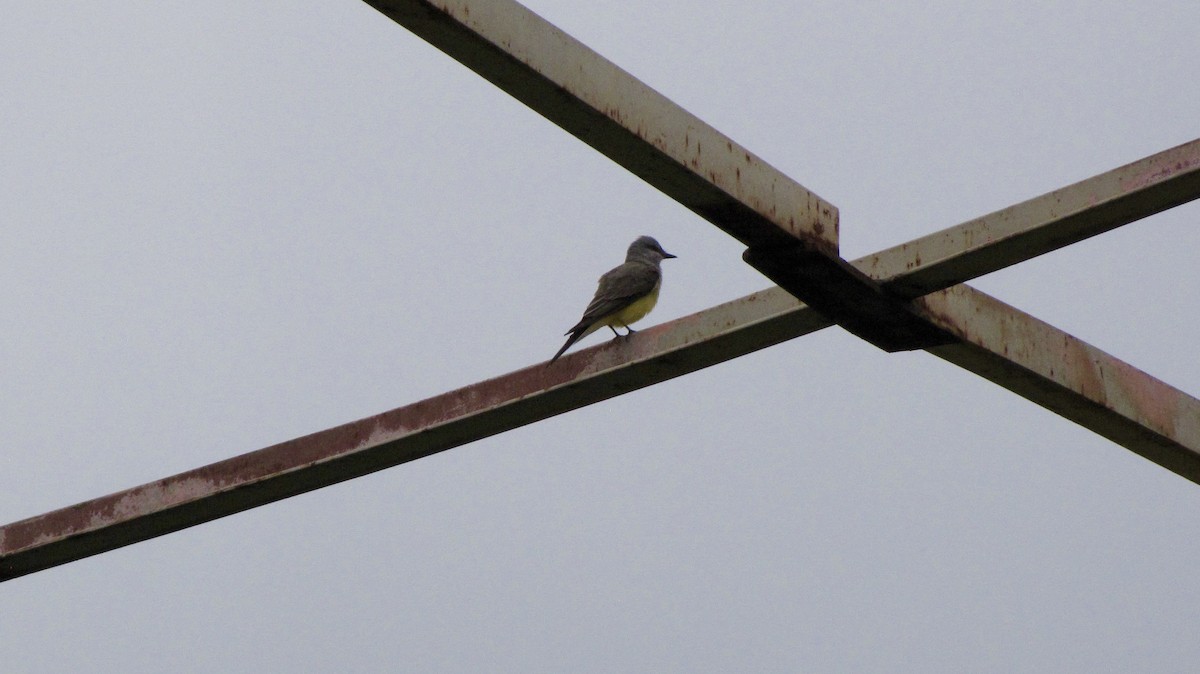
[608,325,622,339]
[619,323,636,339]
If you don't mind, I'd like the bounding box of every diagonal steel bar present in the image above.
[364,0,838,254]
[5,0,1200,582]
[0,290,833,582]
[7,148,1199,579]
[363,1,1200,353]
[865,138,1200,299]
[363,0,955,352]
[918,286,1200,481]
[742,139,1200,351]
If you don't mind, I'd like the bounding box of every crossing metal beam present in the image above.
[362,0,1200,352]
[364,0,954,351]
[866,138,1200,298]
[3,0,1198,583]
[0,289,832,582]
[365,0,839,255]
[919,286,1200,481]
[5,132,1199,579]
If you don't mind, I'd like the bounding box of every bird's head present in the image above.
[627,236,677,263]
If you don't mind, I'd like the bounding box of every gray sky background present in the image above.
[3,1,1199,672]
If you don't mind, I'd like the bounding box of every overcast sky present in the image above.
[3,1,1199,672]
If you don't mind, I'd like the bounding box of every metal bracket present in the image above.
[743,244,955,352]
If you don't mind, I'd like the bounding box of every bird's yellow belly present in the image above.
[605,282,661,328]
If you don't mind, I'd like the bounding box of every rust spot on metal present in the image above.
[1117,139,1200,191]
[1112,358,1183,438]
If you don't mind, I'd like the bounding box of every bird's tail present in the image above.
[549,329,584,365]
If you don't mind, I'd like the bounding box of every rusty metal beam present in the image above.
[9,143,1200,579]
[918,286,1200,482]
[364,0,838,255]
[357,0,961,352]
[361,1,1200,354]
[743,243,955,351]
[10,274,1200,582]
[864,138,1200,298]
[0,290,833,582]
[5,0,1200,582]
[751,139,1200,351]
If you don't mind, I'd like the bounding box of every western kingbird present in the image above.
[550,235,676,363]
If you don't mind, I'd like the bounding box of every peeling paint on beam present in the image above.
[865,138,1200,298]
[362,0,838,254]
[918,285,1200,483]
[0,290,832,582]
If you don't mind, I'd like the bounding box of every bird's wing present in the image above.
[573,262,660,329]
[552,261,660,363]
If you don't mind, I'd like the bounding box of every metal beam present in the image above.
[0,289,834,582]
[743,243,955,351]
[864,138,1200,298]
[362,0,957,352]
[742,137,1200,350]
[6,0,1200,582]
[362,1,1200,354]
[918,285,1200,482]
[364,0,838,254]
[8,137,1200,578]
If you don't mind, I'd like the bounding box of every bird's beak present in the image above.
[663,251,677,259]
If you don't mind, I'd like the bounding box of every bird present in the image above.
[550,235,676,364]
